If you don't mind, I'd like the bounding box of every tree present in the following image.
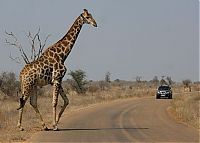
[5,28,50,64]
[182,79,192,87]
[160,79,167,85]
[160,76,167,85]
[136,76,142,83]
[166,76,173,85]
[68,69,87,94]
[152,76,159,86]
[0,72,19,96]
[182,79,192,92]
[105,72,111,83]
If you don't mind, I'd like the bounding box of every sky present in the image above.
[0,0,199,82]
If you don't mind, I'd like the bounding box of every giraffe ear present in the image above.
[83,9,88,14]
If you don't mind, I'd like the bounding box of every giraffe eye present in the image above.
[86,14,92,19]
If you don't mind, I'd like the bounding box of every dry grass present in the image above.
[0,84,154,142]
[170,92,200,129]
[0,83,198,142]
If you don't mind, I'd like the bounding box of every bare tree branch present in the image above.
[37,34,51,59]
[26,28,40,61]
[9,53,22,64]
[5,31,30,64]
[5,28,50,64]
[26,31,34,61]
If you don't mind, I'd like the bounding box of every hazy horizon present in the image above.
[0,0,199,82]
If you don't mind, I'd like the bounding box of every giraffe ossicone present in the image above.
[17,9,97,131]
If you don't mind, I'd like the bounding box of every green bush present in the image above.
[0,72,19,96]
[68,69,87,94]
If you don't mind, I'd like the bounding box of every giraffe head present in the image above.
[81,9,97,27]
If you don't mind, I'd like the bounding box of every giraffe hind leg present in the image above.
[30,93,49,131]
[17,95,28,131]
[56,86,69,124]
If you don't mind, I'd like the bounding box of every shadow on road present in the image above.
[58,127,149,131]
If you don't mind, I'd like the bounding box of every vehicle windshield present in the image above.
[158,86,170,90]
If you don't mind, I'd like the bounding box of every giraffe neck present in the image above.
[57,15,84,62]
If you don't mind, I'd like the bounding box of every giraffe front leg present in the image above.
[56,86,69,124]
[52,82,60,131]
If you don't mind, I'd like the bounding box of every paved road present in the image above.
[29,97,199,142]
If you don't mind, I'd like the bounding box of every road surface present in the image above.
[29,97,199,142]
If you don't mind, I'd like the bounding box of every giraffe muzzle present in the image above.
[93,22,97,27]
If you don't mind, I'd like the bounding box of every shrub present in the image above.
[68,69,87,94]
[0,72,19,96]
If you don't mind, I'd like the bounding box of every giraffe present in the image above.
[17,9,97,131]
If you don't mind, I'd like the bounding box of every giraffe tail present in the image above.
[17,97,25,110]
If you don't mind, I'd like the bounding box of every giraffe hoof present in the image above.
[53,126,59,131]
[43,126,49,131]
[18,127,24,131]
[53,128,59,131]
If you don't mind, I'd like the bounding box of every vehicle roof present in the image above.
[158,85,171,89]
[159,84,170,87]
